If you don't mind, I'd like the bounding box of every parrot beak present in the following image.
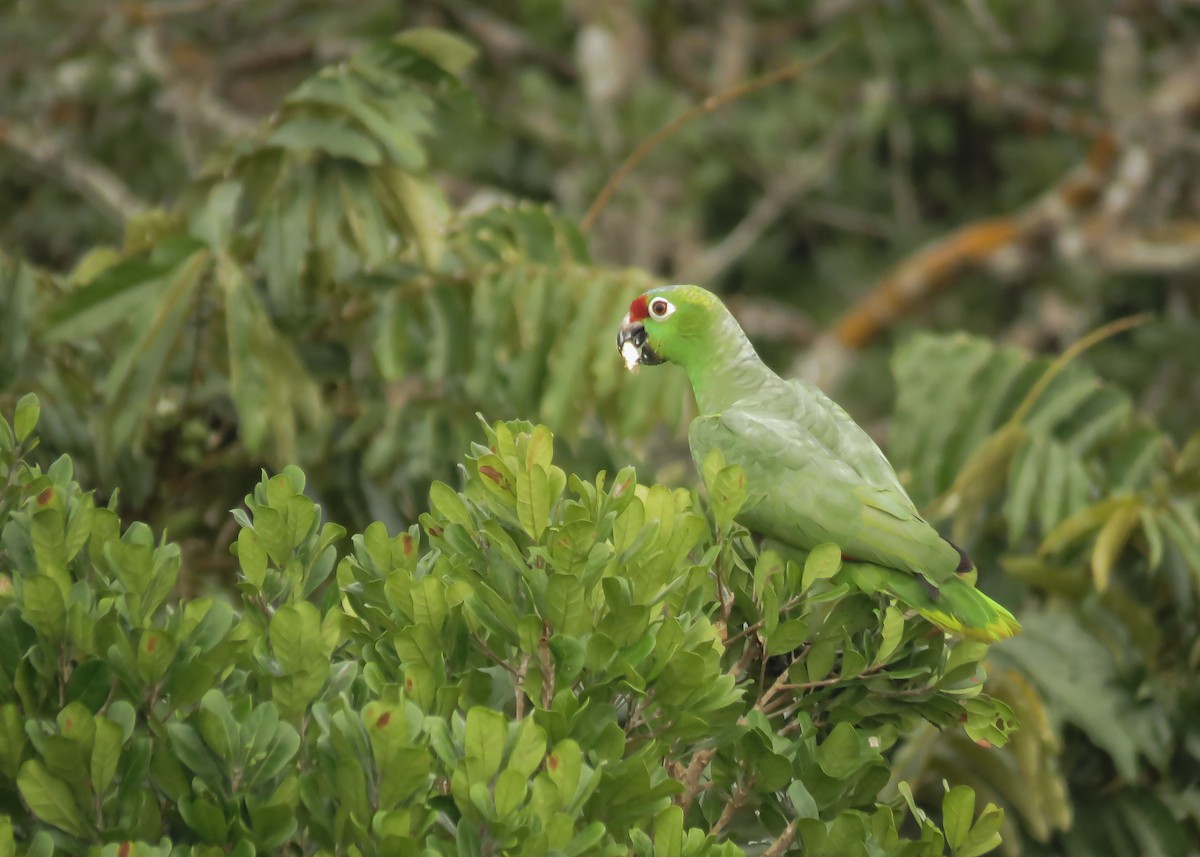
[617,315,664,372]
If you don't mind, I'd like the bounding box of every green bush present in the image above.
[0,398,1012,856]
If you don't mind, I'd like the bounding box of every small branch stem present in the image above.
[581,43,841,233]
[761,819,799,857]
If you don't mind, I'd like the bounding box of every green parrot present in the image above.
[616,284,1019,642]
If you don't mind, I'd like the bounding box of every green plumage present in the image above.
[619,284,1019,642]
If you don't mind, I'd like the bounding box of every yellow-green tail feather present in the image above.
[845,562,1020,642]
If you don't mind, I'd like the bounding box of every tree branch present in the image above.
[680,129,847,284]
[0,122,148,220]
[132,28,258,139]
[761,819,799,857]
[581,43,842,233]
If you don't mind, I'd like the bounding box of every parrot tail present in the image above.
[845,562,1020,642]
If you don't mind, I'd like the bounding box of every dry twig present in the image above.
[0,122,149,220]
[581,43,842,233]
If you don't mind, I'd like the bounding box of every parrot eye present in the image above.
[648,298,673,319]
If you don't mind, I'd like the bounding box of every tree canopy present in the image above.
[1,2,1198,855]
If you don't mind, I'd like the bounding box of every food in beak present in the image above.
[621,339,642,373]
[616,318,663,373]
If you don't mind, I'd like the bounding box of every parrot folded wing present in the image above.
[689,409,962,580]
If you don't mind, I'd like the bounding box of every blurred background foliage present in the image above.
[1,0,1199,854]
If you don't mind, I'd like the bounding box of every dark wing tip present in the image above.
[946,539,974,573]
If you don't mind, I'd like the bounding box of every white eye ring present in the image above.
[648,297,674,320]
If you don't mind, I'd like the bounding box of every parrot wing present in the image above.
[689,404,962,580]
[786,378,914,507]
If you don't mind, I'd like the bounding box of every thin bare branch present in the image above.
[0,122,148,220]
[581,43,842,234]
[680,129,847,284]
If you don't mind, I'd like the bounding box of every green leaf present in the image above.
[507,717,546,778]
[17,760,92,837]
[873,606,905,666]
[13,393,39,443]
[652,804,683,857]
[102,248,208,450]
[1041,498,1127,555]
[0,815,13,857]
[544,573,589,635]
[42,238,205,341]
[814,722,876,779]
[91,716,123,796]
[766,619,809,656]
[393,28,479,75]
[464,707,506,784]
[267,117,383,164]
[943,785,975,851]
[137,628,178,684]
[802,543,842,591]
[1091,501,1141,592]
[0,705,25,779]
[375,168,447,268]
[787,780,819,820]
[493,767,528,817]
[708,464,747,528]
[546,739,581,801]
[21,575,66,639]
[957,804,1004,857]
[516,463,551,541]
[429,481,474,529]
[270,602,327,675]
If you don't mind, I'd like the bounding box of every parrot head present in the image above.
[616,284,720,373]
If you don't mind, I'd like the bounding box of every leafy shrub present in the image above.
[1,398,1011,855]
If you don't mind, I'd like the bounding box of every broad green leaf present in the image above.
[270,601,327,675]
[546,739,581,801]
[17,760,91,838]
[13,393,39,443]
[814,722,876,779]
[464,707,506,784]
[394,27,479,75]
[429,482,474,529]
[653,804,683,857]
[267,117,383,164]
[802,543,842,591]
[544,573,589,635]
[958,804,1005,857]
[787,780,819,820]
[137,628,178,683]
[493,767,528,817]
[766,619,809,656]
[943,785,975,850]
[21,575,66,639]
[708,464,747,528]
[516,463,551,541]
[91,716,123,795]
[507,717,546,778]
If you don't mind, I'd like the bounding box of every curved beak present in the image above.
[616,314,664,372]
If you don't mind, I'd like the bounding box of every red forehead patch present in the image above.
[628,295,650,322]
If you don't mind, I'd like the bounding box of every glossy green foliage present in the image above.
[0,401,1011,855]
